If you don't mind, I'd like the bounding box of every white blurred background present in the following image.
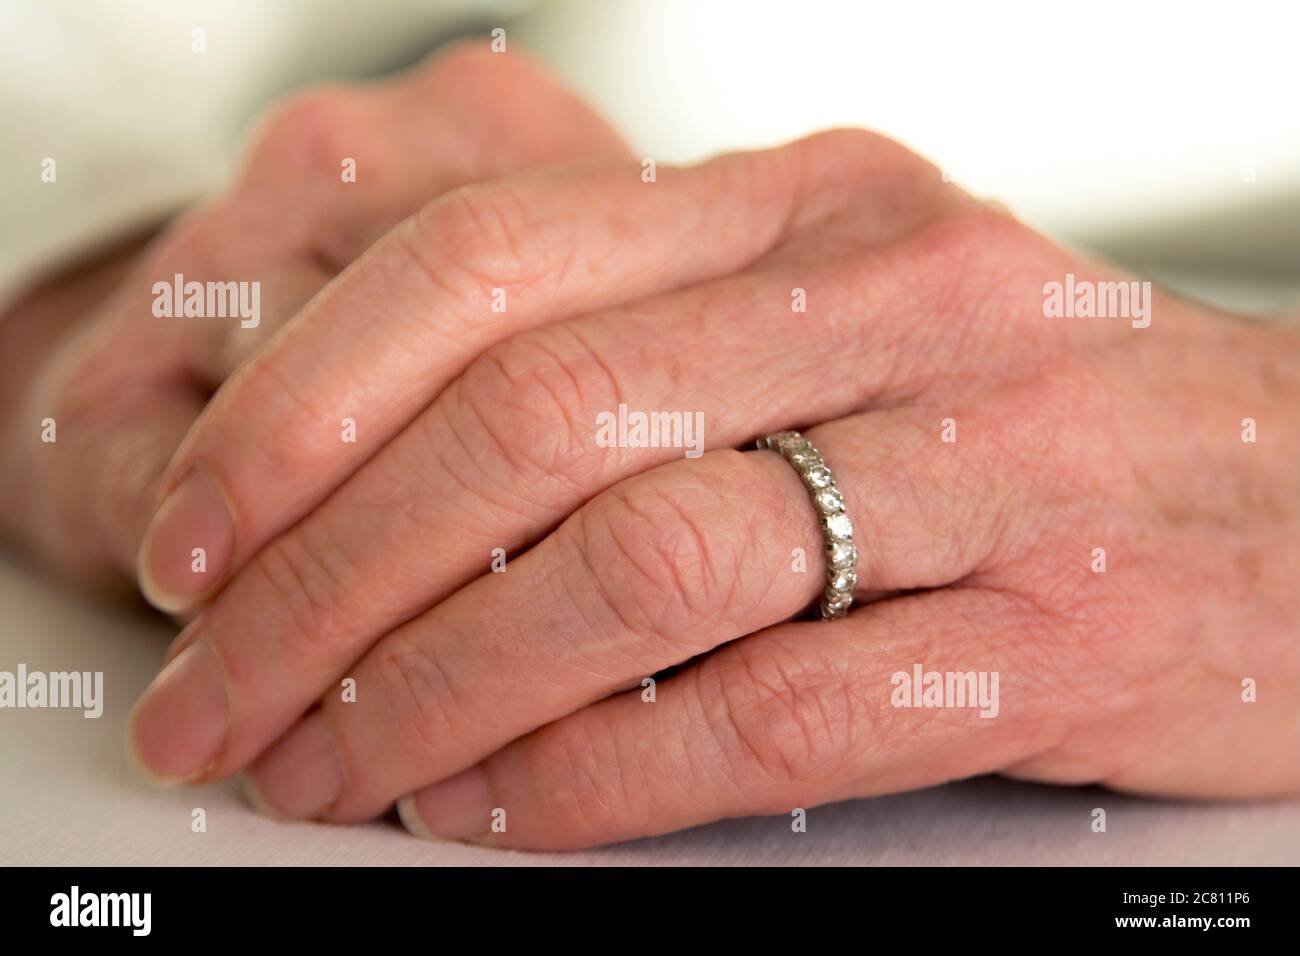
[511,0,1300,312]
[4,0,1298,312]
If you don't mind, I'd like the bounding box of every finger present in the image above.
[308,42,633,257]
[139,192,1029,783]
[136,45,632,609]
[0,237,205,585]
[140,191,971,729]
[14,44,627,591]
[229,397,1031,817]
[138,128,935,612]
[21,348,207,583]
[397,586,1057,850]
[29,206,338,589]
[182,185,1017,665]
[192,42,633,387]
[20,51,479,583]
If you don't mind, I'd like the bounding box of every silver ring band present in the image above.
[757,430,856,619]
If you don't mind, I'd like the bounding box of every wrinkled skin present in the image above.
[3,46,1296,851]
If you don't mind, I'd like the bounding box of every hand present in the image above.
[0,43,628,590]
[126,125,1300,849]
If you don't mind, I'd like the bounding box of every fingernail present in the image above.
[137,468,234,614]
[397,767,492,841]
[245,711,344,819]
[241,772,285,820]
[395,794,434,839]
[163,617,204,667]
[127,642,230,783]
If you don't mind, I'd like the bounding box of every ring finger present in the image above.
[128,153,1043,782]
[240,399,1034,819]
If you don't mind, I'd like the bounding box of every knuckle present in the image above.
[41,354,161,543]
[146,199,247,273]
[529,718,630,839]
[771,128,945,238]
[796,127,938,193]
[408,180,539,294]
[369,632,463,760]
[416,41,595,136]
[887,205,1055,337]
[222,355,341,475]
[914,204,1046,277]
[244,86,366,180]
[45,346,107,428]
[249,525,355,658]
[698,640,862,787]
[96,417,165,534]
[806,127,929,171]
[421,40,509,86]
[449,332,613,489]
[574,463,754,643]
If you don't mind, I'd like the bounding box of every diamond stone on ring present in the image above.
[756,430,856,619]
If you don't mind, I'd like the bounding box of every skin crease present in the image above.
[2,48,1298,851]
[0,43,633,585]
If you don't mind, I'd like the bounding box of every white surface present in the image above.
[2,548,1298,866]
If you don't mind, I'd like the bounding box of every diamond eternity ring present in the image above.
[756,430,856,619]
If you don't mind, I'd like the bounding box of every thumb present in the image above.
[11,345,205,590]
